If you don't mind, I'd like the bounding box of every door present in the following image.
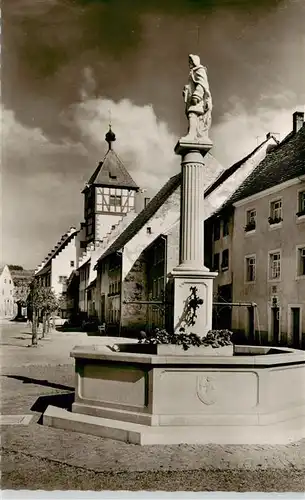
[291,307,301,347]
[271,307,280,344]
[101,294,106,323]
[247,306,255,342]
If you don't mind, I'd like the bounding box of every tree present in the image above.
[13,280,30,318]
[27,281,59,345]
[41,287,58,337]
[8,265,24,271]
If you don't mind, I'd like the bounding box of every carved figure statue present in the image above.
[181,54,212,142]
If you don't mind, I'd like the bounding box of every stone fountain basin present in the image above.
[112,342,234,356]
[43,344,305,445]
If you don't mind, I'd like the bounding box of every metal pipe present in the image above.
[123,300,165,305]
[213,302,257,307]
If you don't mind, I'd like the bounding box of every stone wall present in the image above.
[121,253,148,337]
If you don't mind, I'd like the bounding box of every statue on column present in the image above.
[181,54,212,143]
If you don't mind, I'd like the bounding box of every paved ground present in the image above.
[1,320,305,492]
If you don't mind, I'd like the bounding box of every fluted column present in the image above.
[179,151,206,270]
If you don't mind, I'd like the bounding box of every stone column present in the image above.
[171,139,217,337]
[178,148,209,271]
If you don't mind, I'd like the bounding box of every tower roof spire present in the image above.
[105,125,116,150]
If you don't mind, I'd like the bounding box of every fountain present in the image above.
[43,55,305,445]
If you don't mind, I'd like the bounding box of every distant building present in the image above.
[10,267,35,318]
[207,111,305,347]
[77,127,140,317]
[34,227,79,317]
[0,265,15,318]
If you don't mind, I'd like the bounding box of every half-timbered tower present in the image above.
[82,127,139,245]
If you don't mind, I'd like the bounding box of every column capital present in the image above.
[174,138,213,158]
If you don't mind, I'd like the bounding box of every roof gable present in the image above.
[85,128,139,191]
[87,149,139,190]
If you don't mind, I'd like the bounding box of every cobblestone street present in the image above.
[1,321,305,492]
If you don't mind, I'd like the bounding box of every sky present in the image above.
[2,0,305,268]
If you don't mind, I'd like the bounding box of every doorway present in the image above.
[290,307,301,347]
[247,306,255,342]
[271,306,280,344]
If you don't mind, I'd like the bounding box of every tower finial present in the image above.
[105,120,116,150]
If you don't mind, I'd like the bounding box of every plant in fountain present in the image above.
[138,284,233,350]
[138,328,233,351]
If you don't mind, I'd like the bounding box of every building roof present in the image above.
[10,268,35,285]
[219,124,305,210]
[35,227,79,276]
[204,135,279,198]
[84,128,139,191]
[95,173,181,266]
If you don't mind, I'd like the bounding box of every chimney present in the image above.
[293,111,304,133]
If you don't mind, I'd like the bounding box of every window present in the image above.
[221,249,229,270]
[213,253,220,271]
[4,279,6,284]
[245,256,256,282]
[213,219,220,241]
[297,191,305,216]
[86,216,93,237]
[70,260,75,268]
[147,239,165,300]
[144,197,151,208]
[223,217,229,237]
[109,195,122,207]
[269,251,281,280]
[58,276,68,284]
[245,209,256,231]
[9,280,11,284]
[269,200,282,224]
[297,247,305,276]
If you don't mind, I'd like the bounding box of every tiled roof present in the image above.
[95,173,181,265]
[204,135,278,198]
[86,149,139,190]
[10,269,35,285]
[220,125,305,209]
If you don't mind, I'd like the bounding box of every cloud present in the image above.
[72,95,179,190]
[1,88,179,267]
[212,99,305,166]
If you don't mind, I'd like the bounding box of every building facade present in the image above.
[208,111,305,347]
[34,226,79,317]
[0,265,15,318]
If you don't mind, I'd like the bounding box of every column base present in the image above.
[170,268,217,337]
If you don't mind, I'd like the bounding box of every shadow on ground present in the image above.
[31,392,75,424]
[31,392,74,414]
[4,375,74,392]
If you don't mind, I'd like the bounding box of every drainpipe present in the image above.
[119,249,124,337]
